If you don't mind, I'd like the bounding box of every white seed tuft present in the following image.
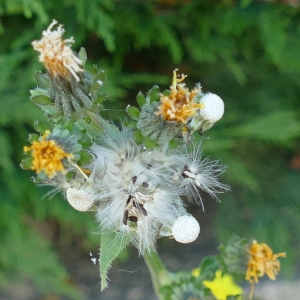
[66,187,94,212]
[172,215,200,244]
[199,93,224,123]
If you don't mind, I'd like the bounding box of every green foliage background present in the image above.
[0,0,300,298]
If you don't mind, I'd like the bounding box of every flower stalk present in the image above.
[143,251,173,300]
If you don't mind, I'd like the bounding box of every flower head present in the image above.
[156,69,203,123]
[203,270,243,300]
[246,240,286,299]
[171,215,200,244]
[32,20,83,81]
[24,131,73,178]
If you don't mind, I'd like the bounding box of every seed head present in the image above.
[199,93,224,123]
[66,187,94,212]
[171,215,200,243]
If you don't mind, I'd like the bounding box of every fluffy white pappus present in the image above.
[96,189,182,253]
[94,121,140,162]
[172,215,200,244]
[178,144,229,208]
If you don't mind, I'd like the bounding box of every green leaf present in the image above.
[126,105,140,121]
[31,95,53,105]
[79,135,93,148]
[99,227,131,290]
[62,120,74,132]
[78,151,93,165]
[148,85,160,103]
[133,129,144,144]
[168,139,179,149]
[136,92,146,107]
[30,88,50,98]
[34,72,50,88]
[28,133,40,143]
[78,47,87,66]
[144,138,157,150]
[34,121,49,135]
[20,157,33,170]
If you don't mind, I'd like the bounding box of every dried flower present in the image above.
[156,69,204,123]
[24,131,73,178]
[203,270,243,300]
[32,20,83,81]
[245,240,286,299]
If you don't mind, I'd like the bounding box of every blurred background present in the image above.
[0,0,300,299]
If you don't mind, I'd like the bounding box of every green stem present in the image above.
[143,251,172,300]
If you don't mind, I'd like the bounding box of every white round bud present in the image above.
[66,187,94,212]
[199,93,224,123]
[172,215,200,244]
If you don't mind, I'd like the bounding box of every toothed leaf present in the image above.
[99,227,130,290]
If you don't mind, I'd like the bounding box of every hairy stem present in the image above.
[143,251,172,300]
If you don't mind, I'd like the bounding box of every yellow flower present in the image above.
[32,20,83,81]
[24,131,73,178]
[156,69,204,123]
[245,240,286,299]
[191,268,201,277]
[203,270,242,300]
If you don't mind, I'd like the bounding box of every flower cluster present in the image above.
[64,120,227,253]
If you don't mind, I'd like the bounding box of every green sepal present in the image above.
[20,157,33,170]
[78,151,93,165]
[126,105,140,121]
[28,133,40,143]
[99,226,131,290]
[144,138,157,149]
[148,85,160,103]
[34,121,49,135]
[137,92,146,107]
[133,129,144,144]
[78,47,87,66]
[31,95,53,105]
[34,71,50,88]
